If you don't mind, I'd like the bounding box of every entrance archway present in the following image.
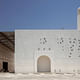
[37,55,51,72]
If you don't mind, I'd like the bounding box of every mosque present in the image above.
[0,8,80,73]
[15,8,80,73]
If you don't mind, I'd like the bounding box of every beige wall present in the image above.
[0,43,14,72]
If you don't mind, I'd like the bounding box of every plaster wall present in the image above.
[15,30,80,73]
[0,44,14,72]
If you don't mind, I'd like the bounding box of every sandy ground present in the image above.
[0,73,80,80]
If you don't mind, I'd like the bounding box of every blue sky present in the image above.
[0,0,80,31]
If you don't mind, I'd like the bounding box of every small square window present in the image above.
[49,48,51,50]
[78,48,80,50]
[71,49,74,51]
[68,56,71,58]
[72,45,74,47]
[69,41,71,43]
[70,53,72,55]
[74,38,76,40]
[38,48,40,50]
[73,41,75,43]
[43,48,45,50]
[78,40,80,41]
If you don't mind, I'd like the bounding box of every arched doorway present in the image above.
[37,55,51,72]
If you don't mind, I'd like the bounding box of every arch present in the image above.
[37,55,51,72]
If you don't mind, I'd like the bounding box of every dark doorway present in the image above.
[3,62,8,72]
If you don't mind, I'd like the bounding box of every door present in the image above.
[3,62,8,72]
[37,56,51,72]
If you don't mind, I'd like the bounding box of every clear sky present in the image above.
[0,0,80,31]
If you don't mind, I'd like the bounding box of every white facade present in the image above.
[15,30,80,73]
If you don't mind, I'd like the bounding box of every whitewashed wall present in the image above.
[15,30,80,73]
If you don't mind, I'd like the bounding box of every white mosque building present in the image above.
[15,8,80,73]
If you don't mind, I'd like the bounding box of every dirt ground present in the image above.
[0,73,80,80]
